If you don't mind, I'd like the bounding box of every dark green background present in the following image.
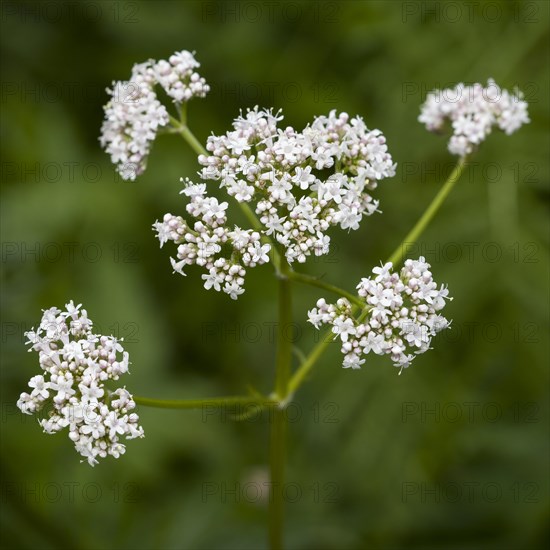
[1,1,549,549]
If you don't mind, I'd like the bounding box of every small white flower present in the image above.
[307,308,326,329]
[292,166,316,190]
[331,316,356,343]
[81,411,105,440]
[28,375,49,399]
[202,268,224,291]
[269,176,293,202]
[248,242,270,264]
[79,381,105,403]
[104,411,128,440]
[50,377,76,401]
[401,322,428,348]
[17,393,36,415]
[64,300,82,319]
[361,332,387,355]
[343,354,365,370]
[318,174,346,204]
[372,262,393,282]
[204,199,228,225]
[170,257,187,276]
[223,282,245,300]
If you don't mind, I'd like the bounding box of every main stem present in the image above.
[274,260,293,399]
[269,258,293,549]
[172,119,291,547]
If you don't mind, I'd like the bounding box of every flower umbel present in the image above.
[419,78,529,156]
[153,179,270,299]
[17,301,144,466]
[99,50,210,181]
[154,107,396,298]
[200,108,396,263]
[307,257,452,372]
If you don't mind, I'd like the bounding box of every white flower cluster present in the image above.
[153,50,210,103]
[153,180,271,299]
[100,50,209,180]
[307,257,451,372]
[419,79,529,156]
[17,301,144,466]
[199,107,396,264]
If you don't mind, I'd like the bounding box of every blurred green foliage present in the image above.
[1,1,549,549]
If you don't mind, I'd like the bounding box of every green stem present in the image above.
[274,261,293,399]
[288,271,364,308]
[269,258,293,549]
[179,102,188,126]
[289,156,468,395]
[386,156,468,267]
[269,408,286,550]
[176,123,207,157]
[287,330,333,396]
[133,395,275,410]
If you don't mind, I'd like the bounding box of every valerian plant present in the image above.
[18,50,529,549]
